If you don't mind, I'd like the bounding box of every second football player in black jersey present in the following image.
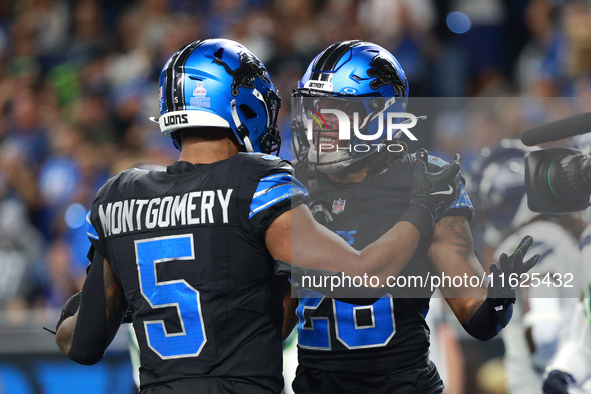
[288,40,539,393]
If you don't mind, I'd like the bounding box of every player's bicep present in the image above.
[264,208,292,263]
[249,170,309,238]
[428,216,486,302]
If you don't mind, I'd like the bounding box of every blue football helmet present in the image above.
[291,40,409,173]
[152,38,281,153]
[469,139,538,241]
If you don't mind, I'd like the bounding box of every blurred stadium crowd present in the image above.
[0,0,590,332]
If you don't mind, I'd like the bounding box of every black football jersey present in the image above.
[86,153,308,392]
[295,153,473,375]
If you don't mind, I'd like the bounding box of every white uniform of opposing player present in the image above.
[497,221,581,394]
[544,224,591,393]
[470,140,582,394]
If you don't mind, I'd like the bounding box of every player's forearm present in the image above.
[59,256,126,365]
[288,206,420,279]
[444,276,509,341]
[357,221,421,279]
[460,296,507,341]
[298,221,420,280]
[456,296,486,325]
[56,311,78,356]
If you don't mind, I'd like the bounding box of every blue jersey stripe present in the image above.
[249,173,309,218]
[423,154,474,213]
[86,211,99,240]
[426,155,449,167]
[444,185,473,213]
[250,184,293,217]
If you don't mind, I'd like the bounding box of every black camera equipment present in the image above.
[521,112,591,213]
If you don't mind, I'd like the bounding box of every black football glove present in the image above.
[56,291,81,332]
[410,148,463,220]
[401,149,463,237]
[487,235,540,326]
[543,370,575,394]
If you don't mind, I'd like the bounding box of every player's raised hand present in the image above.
[401,149,463,237]
[487,235,540,325]
[411,149,463,220]
[488,235,540,298]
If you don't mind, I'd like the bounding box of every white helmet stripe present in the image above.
[252,89,270,128]
[159,110,230,136]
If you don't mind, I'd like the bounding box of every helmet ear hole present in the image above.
[239,104,258,119]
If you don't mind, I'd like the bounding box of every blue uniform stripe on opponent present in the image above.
[249,173,309,218]
[86,211,99,240]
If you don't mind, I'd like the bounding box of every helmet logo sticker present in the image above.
[367,54,407,97]
[190,82,210,108]
[332,198,346,214]
[213,48,271,96]
[193,82,207,96]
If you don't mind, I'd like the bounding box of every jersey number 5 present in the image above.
[136,234,206,359]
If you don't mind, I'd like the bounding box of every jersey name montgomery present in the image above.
[98,189,233,237]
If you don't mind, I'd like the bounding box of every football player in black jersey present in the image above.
[287,40,540,393]
[53,39,467,394]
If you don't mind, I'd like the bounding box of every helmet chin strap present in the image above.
[252,89,270,128]
[230,99,254,152]
[243,137,254,152]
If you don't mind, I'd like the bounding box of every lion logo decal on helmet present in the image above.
[367,54,407,97]
[213,47,271,96]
